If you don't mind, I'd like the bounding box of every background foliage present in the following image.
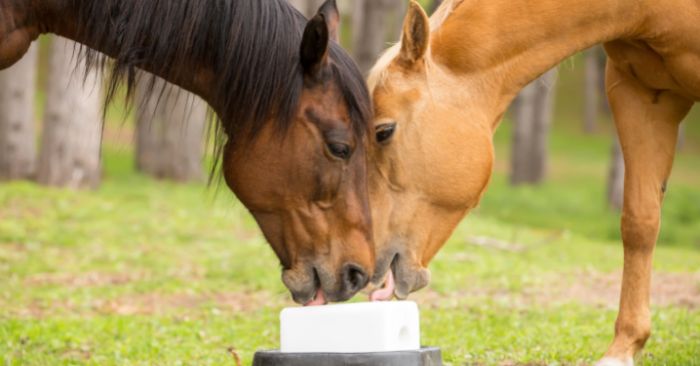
[0,1,698,365]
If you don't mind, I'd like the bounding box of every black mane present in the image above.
[72,0,371,140]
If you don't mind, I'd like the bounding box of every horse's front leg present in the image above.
[595,59,692,366]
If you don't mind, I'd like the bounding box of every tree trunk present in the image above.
[288,0,325,18]
[0,44,38,181]
[352,0,406,76]
[677,123,686,151]
[583,47,601,134]
[510,68,557,186]
[430,0,444,14]
[607,133,625,211]
[135,76,207,182]
[37,37,102,189]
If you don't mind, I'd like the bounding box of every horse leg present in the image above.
[595,60,692,366]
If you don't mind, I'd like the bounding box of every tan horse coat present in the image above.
[368,1,700,364]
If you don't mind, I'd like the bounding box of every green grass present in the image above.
[485,56,700,250]
[1,143,699,365]
[486,121,700,249]
[2,54,699,365]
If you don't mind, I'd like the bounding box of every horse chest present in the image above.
[606,39,700,102]
[637,2,700,100]
[664,53,700,101]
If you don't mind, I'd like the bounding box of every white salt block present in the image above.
[280,301,420,353]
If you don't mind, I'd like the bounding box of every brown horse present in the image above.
[0,0,374,305]
[367,0,700,364]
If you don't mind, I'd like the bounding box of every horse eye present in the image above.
[327,142,351,160]
[375,123,397,144]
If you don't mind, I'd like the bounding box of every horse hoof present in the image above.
[595,356,634,366]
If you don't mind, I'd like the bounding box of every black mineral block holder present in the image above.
[252,347,442,366]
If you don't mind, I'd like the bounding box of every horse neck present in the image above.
[39,0,214,104]
[430,0,647,129]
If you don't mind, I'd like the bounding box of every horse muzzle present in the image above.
[283,261,371,305]
[370,251,431,301]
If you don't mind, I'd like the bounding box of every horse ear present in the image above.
[317,0,340,43]
[399,1,430,65]
[300,14,330,78]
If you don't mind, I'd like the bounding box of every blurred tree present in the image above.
[0,45,38,181]
[351,0,406,75]
[510,68,558,185]
[288,0,325,18]
[135,77,207,182]
[607,134,625,211]
[430,0,443,14]
[583,47,606,133]
[600,53,624,211]
[37,37,102,189]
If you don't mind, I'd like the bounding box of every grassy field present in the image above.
[1,57,699,365]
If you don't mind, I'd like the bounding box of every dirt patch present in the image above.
[24,266,206,288]
[0,243,31,258]
[538,271,700,309]
[12,290,282,318]
[61,346,92,362]
[94,291,279,316]
[11,270,699,319]
[0,198,45,220]
[25,271,148,288]
[414,271,700,310]
[1,242,27,252]
[651,272,700,308]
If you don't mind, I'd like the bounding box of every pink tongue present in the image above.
[369,271,395,301]
[304,288,327,306]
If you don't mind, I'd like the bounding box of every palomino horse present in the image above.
[0,0,374,305]
[367,0,699,364]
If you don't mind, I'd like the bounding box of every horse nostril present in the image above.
[343,263,369,294]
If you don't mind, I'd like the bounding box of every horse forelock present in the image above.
[329,43,373,139]
[367,45,400,93]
